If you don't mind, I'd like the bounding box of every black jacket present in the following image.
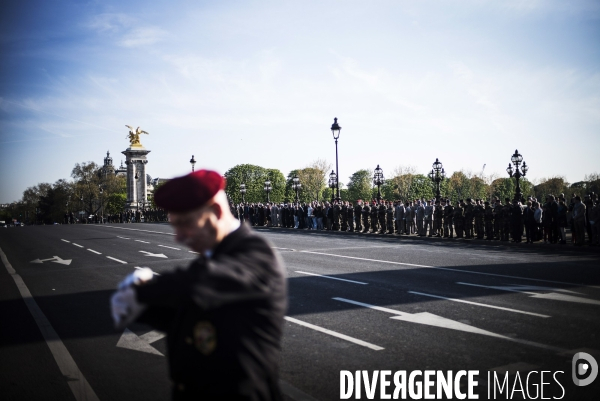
[136,223,287,400]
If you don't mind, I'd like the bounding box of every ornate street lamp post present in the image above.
[292,175,301,202]
[99,185,104,224]
[428,158,446,201]
[264,180,272,203]
[328,170,337,203]
[330,117,341,201]
[80,194,84,224]
[373,165,385,201]
[190,155,196,172]
[506,149,528,202]
[239,183,246,203]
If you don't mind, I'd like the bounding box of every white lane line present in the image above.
[135,240,150,244]
[0,246,100,401]
[456,282,600,306]
[295,271,368,285]
[87,249,102,255]
[117,236,130,239]
[158,245,180,250]
[284,316,384,351]
[72,243,84,248]
[333,297,407,316]
[61,239,70,243]
[300,250,596,288]
[408,291,550,318]
[103,225,175,236]
[306,245,400,252]
[107,256,127,264]
[189,251,199,254]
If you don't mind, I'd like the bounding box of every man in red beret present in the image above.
[111,169,287,400]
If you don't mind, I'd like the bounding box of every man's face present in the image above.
[168,205,219,253]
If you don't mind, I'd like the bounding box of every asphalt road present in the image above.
[1,223,599,401]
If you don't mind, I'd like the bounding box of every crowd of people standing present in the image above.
[63,208,168,224]
[231,192,600,246]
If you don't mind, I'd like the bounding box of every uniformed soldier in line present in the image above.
[111,169,286,401]
[434,200,444,237]
[502,198,512,241]
[354,201,363,232]
[378,201,387,234]
[347,202,354,232]
[464,198,474,239]
[454,200,465,238]
[371,201,379,233]
[386,202,395,234]
[332,201,340,231]
[484,201,494,240]
[395,201,404,235]
[474,199,485,239]
[423,200,434,237]
[341,202,348,231]
[362,201,371,233]
[444,199,454,238]
[493,197,503,240]
[511,199,524,242]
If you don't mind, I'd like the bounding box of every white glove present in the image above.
[118,267,154,290]
[111,286,146,329]
[111,268,154,329]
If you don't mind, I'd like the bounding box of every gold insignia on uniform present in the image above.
[193,321,216,355]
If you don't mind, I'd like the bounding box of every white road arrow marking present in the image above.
[116,328,164,356]
[333,297,565,352]
[30,256,72,265]
[139,251,167,258]
[457,282,600,305]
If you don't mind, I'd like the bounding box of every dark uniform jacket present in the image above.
[136,223,287,400]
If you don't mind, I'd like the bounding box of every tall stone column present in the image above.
[122,146,151,211]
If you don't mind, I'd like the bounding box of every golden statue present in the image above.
[125,125,149,148]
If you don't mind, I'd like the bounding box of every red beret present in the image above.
[154,169,225,212]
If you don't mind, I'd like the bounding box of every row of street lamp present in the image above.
[188,117,528,203]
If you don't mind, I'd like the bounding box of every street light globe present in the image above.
[432,158,443,173]
[506,163,514,176]
[328,170,337,188]
[511,150,523,165]
[331,117,341,140]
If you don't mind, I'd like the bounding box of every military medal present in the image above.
[193,321,217,355]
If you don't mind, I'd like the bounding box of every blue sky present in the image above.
[1,0,599,203]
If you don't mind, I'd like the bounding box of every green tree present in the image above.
[406,174,435,200]
[490,178,514,202]
[37,179,73,224]
[347,169,372,202]
[584,172,600,196]
[224,164,285,204]
[534,177,570,201]
[72,162,102,214]
[20,183,52,224]
[104,176,127,214]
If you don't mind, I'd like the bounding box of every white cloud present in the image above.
[119,27,169,48]
[87,13,133,33]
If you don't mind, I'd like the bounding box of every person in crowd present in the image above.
[572,195,587,246]
[424,200,434,237]
[523,200,535,243]
[557,198,568,244]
